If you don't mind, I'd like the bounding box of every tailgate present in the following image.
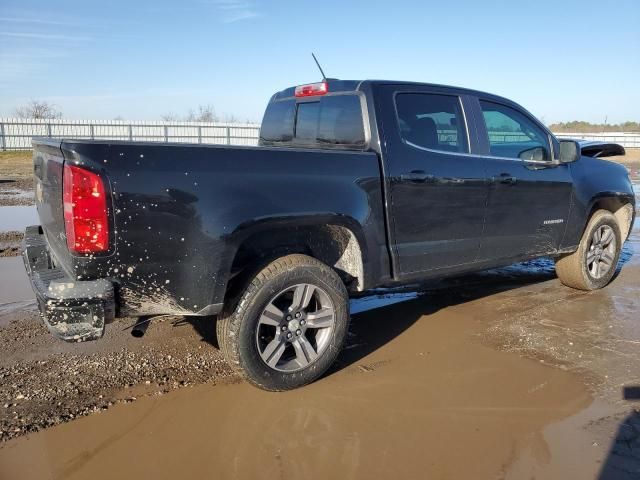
[32,139,68,270]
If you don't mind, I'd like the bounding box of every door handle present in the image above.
[491,173,517,185]
[400,170,435,183]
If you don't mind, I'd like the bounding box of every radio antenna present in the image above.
[311,53,327,80]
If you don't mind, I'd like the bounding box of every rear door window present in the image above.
[395,93,468,153]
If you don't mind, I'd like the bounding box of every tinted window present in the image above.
[260,94,365,149]
[396,93,468,153]
[259,100,295,144]
[317,95,365,146]
[295,102,320,143]
[480,100,550,161]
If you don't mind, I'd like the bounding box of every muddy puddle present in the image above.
[3,258,638,478]
[0,294,592,480]
[507,398,640,479]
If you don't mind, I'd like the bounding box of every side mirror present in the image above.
[558,139,580,163]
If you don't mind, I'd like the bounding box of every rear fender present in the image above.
[218,213,369,296]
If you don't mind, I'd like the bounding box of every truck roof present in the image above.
[270,79,515,105]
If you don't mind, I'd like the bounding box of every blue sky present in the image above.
[0,0,638,123]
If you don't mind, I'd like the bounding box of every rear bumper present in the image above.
[22,225,115,342]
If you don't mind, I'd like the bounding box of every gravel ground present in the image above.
[0,308,236,442]
[0,231,23,257]
[0,178,34,207]
[0,150,34,207]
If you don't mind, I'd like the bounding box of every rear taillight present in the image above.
[294,81,328,97]
[63,164,109,253]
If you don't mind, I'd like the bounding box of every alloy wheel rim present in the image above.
[586,225,616,279]
[255,283,336,372]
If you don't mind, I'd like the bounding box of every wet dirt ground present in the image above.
[0,151,34,208]
[0,158,638,479]
[0,151,35,256]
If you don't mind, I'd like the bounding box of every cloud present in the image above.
[0,17,76,26]
[204,0,262,23]
[0,15,92,87]
[0,32,90,42]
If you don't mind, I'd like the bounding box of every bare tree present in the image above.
[160,112,180,122]
[186,104,218,122]
[14,100,63,119]
[222,113,239,123]
[161,105,242,123]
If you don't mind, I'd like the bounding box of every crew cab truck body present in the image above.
[24,79,635,390]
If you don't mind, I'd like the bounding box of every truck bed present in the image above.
[32,139,386,321]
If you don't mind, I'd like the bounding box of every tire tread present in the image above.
[216,254,348,391]
[555,209,621,290]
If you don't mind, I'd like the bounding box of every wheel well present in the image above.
[229,224,364,294]
[590,197,634,240]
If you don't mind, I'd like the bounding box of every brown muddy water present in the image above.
[0,297,592,480]
[0,173,638,479]
[1,258,639,479]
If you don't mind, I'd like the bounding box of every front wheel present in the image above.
[555,209,622,290]
[216,254,349,391]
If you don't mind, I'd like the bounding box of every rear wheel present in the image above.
[555,209,622,290]
[216,254,349,391]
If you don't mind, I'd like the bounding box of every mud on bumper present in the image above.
[22,225,115,342]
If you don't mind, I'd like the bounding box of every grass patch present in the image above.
[0,150,33,178]
[617,148,640,162]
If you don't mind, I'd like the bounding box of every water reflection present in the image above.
[0,205,38,231]
[0,257,33,304]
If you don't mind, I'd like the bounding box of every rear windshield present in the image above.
[259,94,366,149]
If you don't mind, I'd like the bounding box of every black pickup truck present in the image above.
[24,79,635,390]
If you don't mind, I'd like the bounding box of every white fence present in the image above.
[554,132,640,149]
[1,118,639,151]
[0,118,261,150]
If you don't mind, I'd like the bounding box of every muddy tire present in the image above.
[555,210,622,291]
[216,254,349,391]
